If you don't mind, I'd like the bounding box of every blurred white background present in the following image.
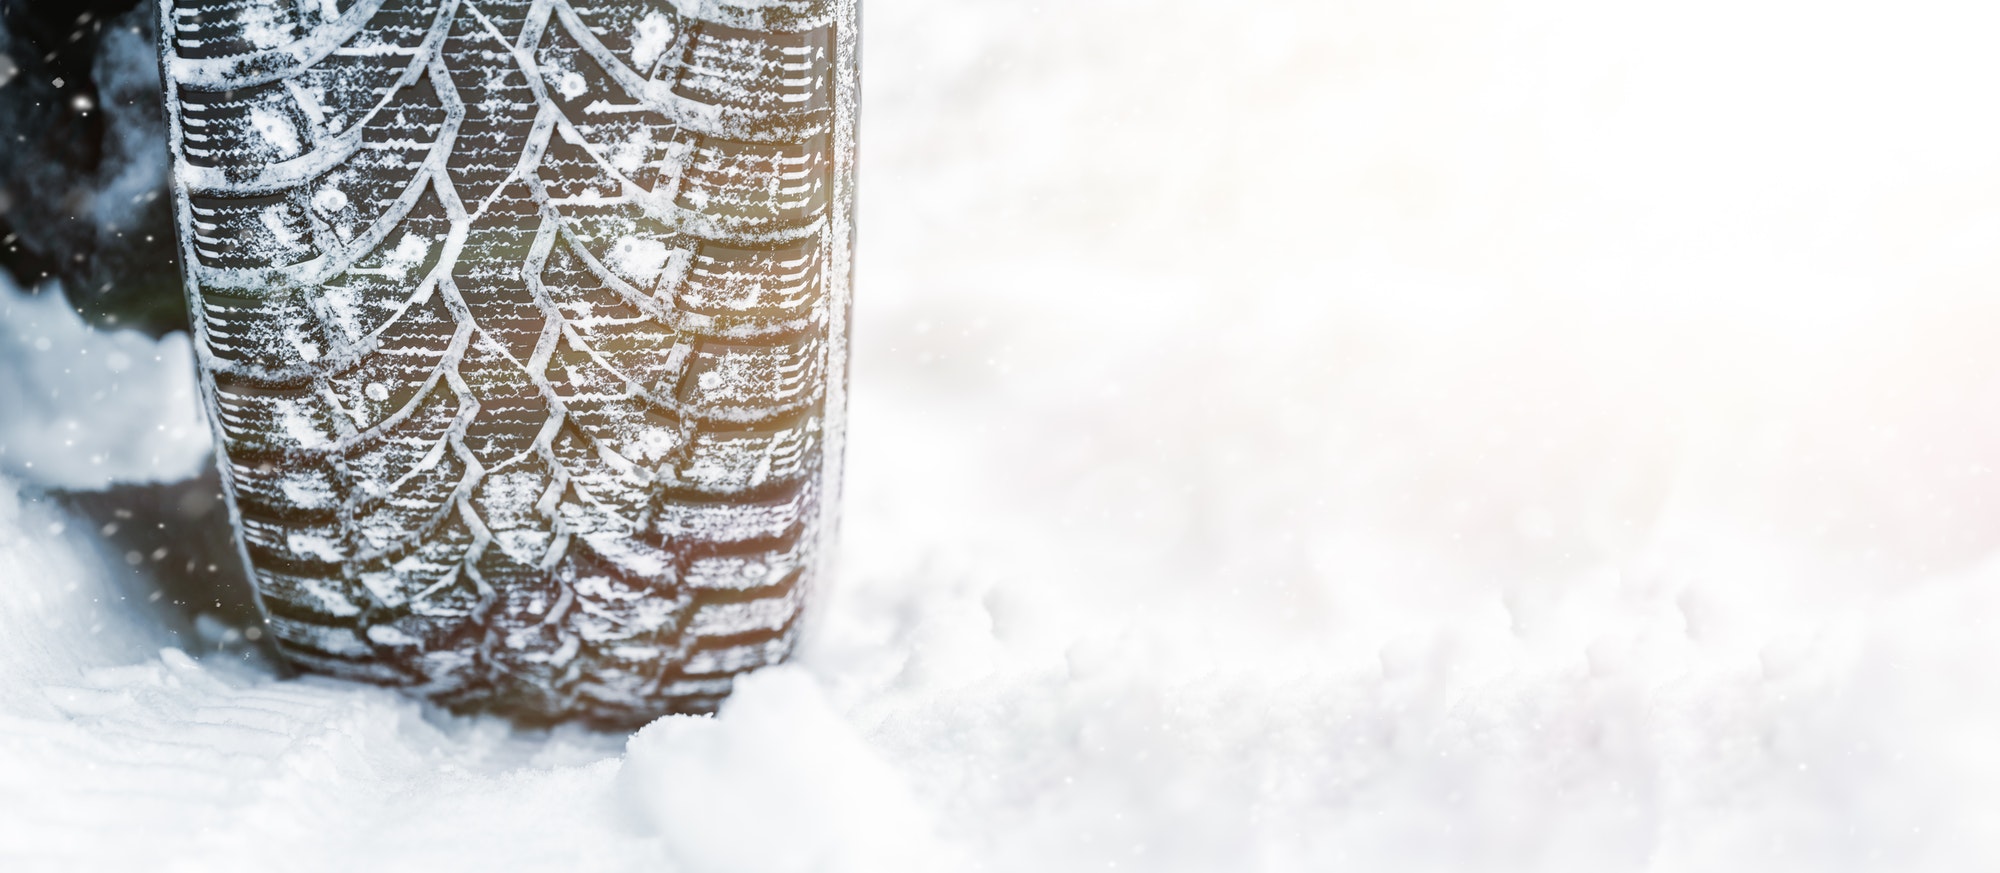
[842,0,2000,868]
[5,0,2000,870]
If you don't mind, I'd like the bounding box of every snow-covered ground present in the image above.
[7,0,2000,869]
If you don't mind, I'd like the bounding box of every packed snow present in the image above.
[6,0,2000,870]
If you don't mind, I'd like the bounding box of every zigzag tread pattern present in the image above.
[160,0,856,727]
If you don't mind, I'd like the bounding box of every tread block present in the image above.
[321,289,457,430]
[655,475,816,544]
[314,67,450,235]
[684,523,812,591]
[664,407,820,494]
[172,0,305,62]
[178,81,315,170]
[313,183,452,341]
[537,22,683,191]
[673,134,828,231]
[352,517,478,611]
[546,330,684,452]
[296,0,439,120]
[561,208,680,298]
[681,621,797,677]
[673,21,831,125]
[212,375,341,454]
[188,190,319,269]
[548,424,655,535]
[535,125,633,201]
[654,677,732,698]
[686,565,805,637]
[295,54,415,139]
[479,545,560,620]
[567,0,682,74]
[235,469,342,525]
[674,332,825,422]
[242,511,349,567]
[543,244,690,390]
[256,566,369,626]
[564,534,687,645]
[280,643,416,685]
[473,465,559,561]
[199,286,332,369]
[451,186,544,361]
[268,616,374,659]
[343,371,460,493]
[439,5,541,204]
[348,442,463,556]
[227,447,333,510]
[459,342,548,466]
[678,237,821,320]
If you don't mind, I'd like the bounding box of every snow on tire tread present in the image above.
[160,0,856,727]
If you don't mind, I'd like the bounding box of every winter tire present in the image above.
[157,0,857,727]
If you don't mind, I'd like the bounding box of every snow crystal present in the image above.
[630,13,676,71]
[313,187,350,214]
[620,425,676,463]
[606,234,669,286]
[275,397,332,448]
[279,471,338,508]
[288,532,348,564]
[240,6,297,51]
[380,232,430,279]
[283,323,323,362]
[605,128,655,176]
[249,106,306,159]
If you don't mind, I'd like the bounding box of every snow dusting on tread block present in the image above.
[159,0,857,728]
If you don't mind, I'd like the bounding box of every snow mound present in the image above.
[0,275,209,490]
[0,480,165,713]
[622,668,955,873]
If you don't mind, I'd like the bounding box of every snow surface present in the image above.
[7,0,2000,869]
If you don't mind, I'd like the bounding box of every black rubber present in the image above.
[158,0,856,727]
